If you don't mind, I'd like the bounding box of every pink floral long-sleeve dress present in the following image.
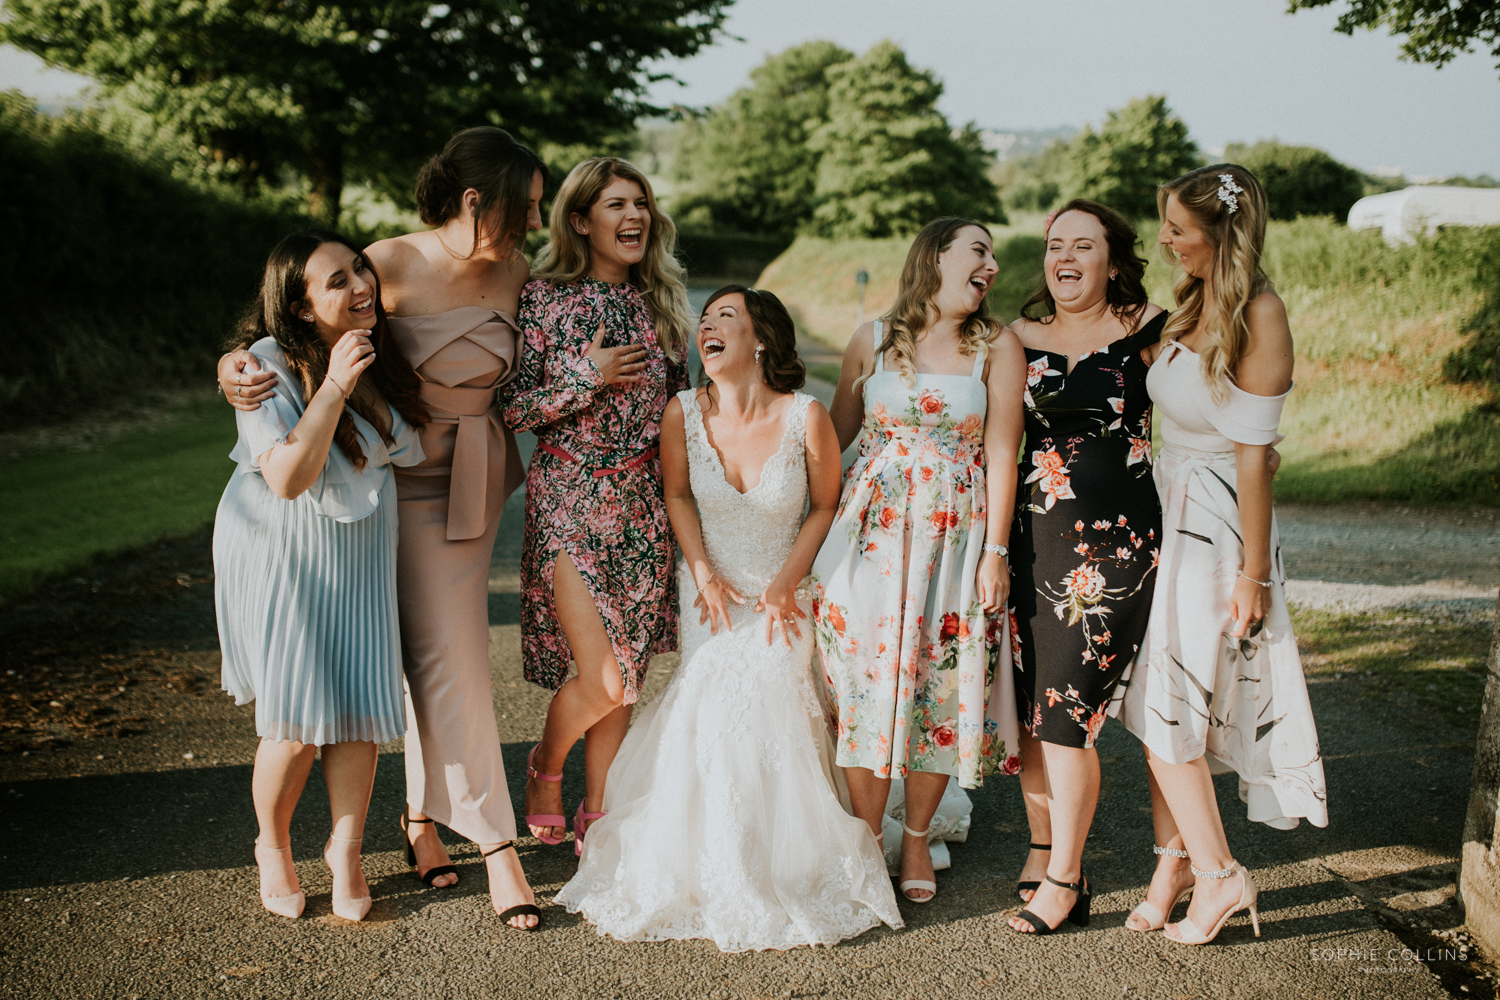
[811,322,1020,790]
[502,278,689,703]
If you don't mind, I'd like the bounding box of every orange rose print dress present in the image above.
[811,322,1019,789]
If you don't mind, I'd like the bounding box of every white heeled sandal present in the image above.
[1127,844,1194,932]
[898,823,937,904]
[1165,861,1260,945]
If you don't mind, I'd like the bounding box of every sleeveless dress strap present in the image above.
[970,345,985,379]
[872,321,884,373]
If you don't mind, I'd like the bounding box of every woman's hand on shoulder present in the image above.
[1238,290,1293,396]
[218,349,276,411]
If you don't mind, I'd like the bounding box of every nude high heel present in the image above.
[323,834,372,922]
[1127,844,1194,933]
[1165,861,1260,945]
[898,823,938,903]
[253,842,305,919]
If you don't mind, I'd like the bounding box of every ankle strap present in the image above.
[902,822,931,839]
[328,833,362,845]
[255,841,292,853]
[1154,844,1189,858]
[403,809,435,825]
[1044,873,1086,893]
[1029,842,1052,851]
[481,841,516,858]
[1191,860,1239,879]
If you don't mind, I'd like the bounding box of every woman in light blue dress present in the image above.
[214,229,428,922]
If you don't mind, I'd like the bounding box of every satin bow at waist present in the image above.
[420,381,502,541]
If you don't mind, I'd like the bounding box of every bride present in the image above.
[554,286,903,951]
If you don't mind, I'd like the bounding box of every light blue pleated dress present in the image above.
[213,337,425,745]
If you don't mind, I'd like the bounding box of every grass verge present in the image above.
[0,397,237,604]
[1291,603,1493,730]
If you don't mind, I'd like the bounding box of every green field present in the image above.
[760,215,1500,507]
[0,397,237,603]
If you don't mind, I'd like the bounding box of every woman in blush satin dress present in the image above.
[502,158,692,856]
[219,127,548,930]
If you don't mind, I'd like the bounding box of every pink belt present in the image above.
[537,441,660,478]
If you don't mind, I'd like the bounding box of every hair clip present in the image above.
[1216,173,1244,215]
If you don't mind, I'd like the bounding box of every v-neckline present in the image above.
[694,393,796,497]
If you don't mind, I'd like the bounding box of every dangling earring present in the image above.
[754,345,764,364]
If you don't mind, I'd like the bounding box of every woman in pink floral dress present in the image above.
[502,158,691,850]
[812,217,1026,904]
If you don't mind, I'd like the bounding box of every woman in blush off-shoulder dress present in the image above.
[501,158,692,855]
[813,217,1027,904]
[220,128,549,929]
[557,287,901,951]
[215,230,428,922]
[1112,165,1328,946]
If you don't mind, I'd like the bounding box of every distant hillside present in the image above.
[978,126,1079,162]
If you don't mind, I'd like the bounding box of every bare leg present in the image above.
[897,770,950,902]
[1144,752,1245,938]
[1124,752,1195,931]
[527,551,629,841]
[320,741,378,904]
[252,739,317,898]
[844,766,893,840]
[1009,741,1098,932]
[1016,729,1052,902]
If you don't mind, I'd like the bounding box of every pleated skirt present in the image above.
[214,471,407,745]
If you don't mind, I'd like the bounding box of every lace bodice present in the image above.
[680,389,813,599]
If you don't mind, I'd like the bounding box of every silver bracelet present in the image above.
[1237,570,1272,588]
[983,543,1008,558]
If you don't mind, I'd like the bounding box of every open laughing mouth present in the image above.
[351,295,374,315]
[969,275,990,294]
[701,337,726,359]
[618,228,642,249]
[1055,268,1083,284]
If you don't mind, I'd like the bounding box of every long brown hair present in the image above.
[414,127,547,258]
[858,217,1004,389]
[231,229,427,469]
[1020,198,1151,330]
[531,157,692,362]
[1158,164,1271,395]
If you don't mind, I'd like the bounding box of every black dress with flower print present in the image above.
[1010,311,1167,749]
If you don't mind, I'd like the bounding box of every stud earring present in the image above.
[301,314,313,321]
[754,345,764,363]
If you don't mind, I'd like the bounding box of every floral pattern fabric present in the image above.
[811,325,1019,790]
[501,278,689,703]
[1011,312,1166,749]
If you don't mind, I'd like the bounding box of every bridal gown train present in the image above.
[554,390,904,952]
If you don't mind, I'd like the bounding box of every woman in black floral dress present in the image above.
[1005,200,1165,936]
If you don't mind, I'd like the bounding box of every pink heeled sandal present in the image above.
[573,800,606,858]
[525,744,567,846]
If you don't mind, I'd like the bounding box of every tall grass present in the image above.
[758,215,1500,506]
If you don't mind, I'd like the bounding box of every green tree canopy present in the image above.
[1288,0,1500,73]
[1064,96,1200,219]
[672,40,853,236]
[1225,140,1366,221]
[1,1,730,222]
[808,40,1001,239]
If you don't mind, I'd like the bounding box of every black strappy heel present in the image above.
[481,841,542,931]
[1011,873,1091,935]
[401,808,459,888]
[1017,842,1051,900]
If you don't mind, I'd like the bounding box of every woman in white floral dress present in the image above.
[813,218,1026,903]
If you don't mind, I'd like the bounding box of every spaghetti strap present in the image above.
[872,321,884,373]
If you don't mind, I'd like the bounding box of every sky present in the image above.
[3,0,1497,178]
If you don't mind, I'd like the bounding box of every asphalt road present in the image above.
[2,444,1496,998]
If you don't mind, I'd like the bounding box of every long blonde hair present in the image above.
[857,217,1004,389]
[1158,164,1271,395]
[531,157,691,361]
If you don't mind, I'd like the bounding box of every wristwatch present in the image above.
[983,543,1009,558]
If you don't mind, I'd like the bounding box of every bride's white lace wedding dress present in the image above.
[554,389,904,951]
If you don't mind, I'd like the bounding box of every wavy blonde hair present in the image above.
[856,217,1005,389]
[1158,164,1271,396]
[531,157,691,361]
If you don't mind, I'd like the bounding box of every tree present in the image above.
[671,41,853,236]
[1064,96,1200,219]
[807,41,1001,239]
[1288,0,1500,73]
[1,1,731,222]
[1224,141,1366,221]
